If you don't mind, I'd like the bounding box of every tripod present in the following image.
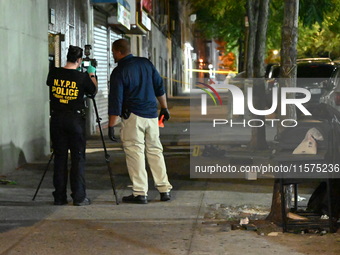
[32,97,119,205]
[32,151,54,201]
[91,97,119,205]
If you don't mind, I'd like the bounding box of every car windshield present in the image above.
[297,65,335,78]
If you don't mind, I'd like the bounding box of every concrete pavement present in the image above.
[1,167,308,255]
[1,147,311,254]
[0,97,318,255]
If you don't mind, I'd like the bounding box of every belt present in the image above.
[51,109,85,115]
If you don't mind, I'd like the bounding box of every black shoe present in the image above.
[160,192,171,201]
[122,194,148,204]
[73,197,91,206]
[54,200,68,205]
[52,191,67,205]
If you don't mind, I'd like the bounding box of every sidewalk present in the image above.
[1,97,338,255]
[0,143,316,255]
[1,169,308,255]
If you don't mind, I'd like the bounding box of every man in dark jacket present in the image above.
[108,39,172,204]
[46,45,97,206]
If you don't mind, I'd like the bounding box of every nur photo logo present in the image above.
[196,82,223,116]
[199,80,312,128]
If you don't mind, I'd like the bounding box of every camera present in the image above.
[82,44,97,68]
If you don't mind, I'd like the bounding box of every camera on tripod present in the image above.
[82,44,97,68]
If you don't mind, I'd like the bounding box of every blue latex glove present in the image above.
[87,65,96,74]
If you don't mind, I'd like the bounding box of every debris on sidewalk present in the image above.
[239,217,249,225]
[267,232,281,237]
[238,218,257,231]
[320,215,329,220]
[204,204,270,221]
[242,224,258,231]
[203,204,271,233]
[320,230,328,235]
[287,212,308,220]
[0,178,17,185]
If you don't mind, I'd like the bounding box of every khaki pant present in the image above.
[121,113,172,196]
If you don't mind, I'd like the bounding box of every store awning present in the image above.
[92,0,131,33]
[92,0,150,35]
[91,0,130,11]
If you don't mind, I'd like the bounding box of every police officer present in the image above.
[46,45,97,206]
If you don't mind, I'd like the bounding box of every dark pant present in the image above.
[50,111,87,203]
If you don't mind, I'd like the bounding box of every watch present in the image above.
[90,75,95,78]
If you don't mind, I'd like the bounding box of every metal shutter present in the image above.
[109,31,121,75]
[93,10,109,124]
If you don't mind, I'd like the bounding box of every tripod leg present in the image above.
[105,155,119,205]
[32,152,54,201]
[92,97,119,204]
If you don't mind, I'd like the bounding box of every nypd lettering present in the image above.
[52,79,79,104]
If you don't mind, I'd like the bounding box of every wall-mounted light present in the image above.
[190,14,197,22]
[185,42,194,50]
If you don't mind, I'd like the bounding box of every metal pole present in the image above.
[32,152,54,201]
[92,97,119,205]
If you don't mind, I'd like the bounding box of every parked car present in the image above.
[319,64,340,112]
[295,62,336,105]
[297,58,333,64]
[265,61,336,107]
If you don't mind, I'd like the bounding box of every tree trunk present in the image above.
[248,0,269,150]
[238,38,245,72]
[249,78,268,150]
[245,0,258,79]
[278,0,299,132]
[254,0,269,78]
[268,0,299,222]
[266,179,284,222]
